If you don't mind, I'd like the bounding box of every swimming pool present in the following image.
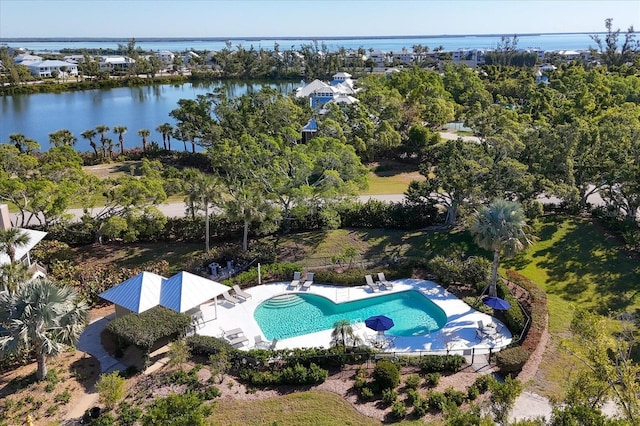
[254,290,448,340]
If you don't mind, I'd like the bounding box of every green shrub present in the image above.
[359,386,374,401]
[443,387,466,406]
[406,388,420,405]
[427,391,448,411]
[404,374,421,390]
[473,375,493,393]
[413,396,429,417]
[495,346,531,375]
[239,363,327,386]
[186,335,235,356]
[96,371,126,410]
[381,388,398,405]
[90,413,116,426]
[505,270,548,354]
[420,355,465,373]
[373,360,400,390]
[141,392,210,426]
[200,386,221,400]
[391,401,407,419]
[467,385,480,401]
[424,372,441,387]
[54,388,71,404]
[106,306,191,352]
[354,375,367,390]
[117,402,142,426]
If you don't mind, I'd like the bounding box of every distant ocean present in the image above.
[0,32,602,53]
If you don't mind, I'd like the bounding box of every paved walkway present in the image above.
[76,314,127,374]
[66,315,128,421]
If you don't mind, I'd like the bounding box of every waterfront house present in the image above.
[25,60,79,78]
[98,56,136,73]
[13,54,43,65]
[155,50,175,64]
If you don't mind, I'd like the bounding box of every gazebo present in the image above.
[160,271,230,319]
[98,271,166,318]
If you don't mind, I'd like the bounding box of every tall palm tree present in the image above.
[48,129,77,148]
[469,199,535,297]
[0,279,88,380]
[225,184,270,251]
[183,169,221,251]
[0,227,30,264]
[138,128,150,152]
[112,125,128,156]
[95,125,110,159]
[156,123,173,150]
[81,129,98,156]
[9,133,40,154]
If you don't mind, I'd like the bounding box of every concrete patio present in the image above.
[194,278,512,355]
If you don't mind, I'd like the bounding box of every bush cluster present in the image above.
[495,346,531,375]
[419,355,466,373]
[185,335,235,357]
[106,306,191,352]
[497,281,526,338]
[238,363,328,386]
[313,266,412,287]
[505,270,548,353]
[427,255,490,289]
[338,199,441,230]
[372,360,400,390]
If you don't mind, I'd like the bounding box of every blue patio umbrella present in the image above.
[483,296,511,310]
[365,315,394,332]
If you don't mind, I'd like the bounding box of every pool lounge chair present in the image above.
[233,285,252,300]
[254,335,269,348]
[365,274,380,292]
[269,338,278,350]
[288,271,301,290]
[222,291,240,305]
[301,272,314,290]
[377,272,393,289]
[227,335,249,348]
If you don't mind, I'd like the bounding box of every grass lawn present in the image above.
[209,391,384,426]
[361,170,424,195]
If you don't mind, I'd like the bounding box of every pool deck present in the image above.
[195,278,512,355]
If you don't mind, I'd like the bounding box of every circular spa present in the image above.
[254,290,448,340]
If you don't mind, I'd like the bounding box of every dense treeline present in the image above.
[1,21,639,250]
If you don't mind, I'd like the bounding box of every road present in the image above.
[10,190,616,227]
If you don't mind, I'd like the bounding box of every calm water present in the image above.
[254,290,448,340]
[0,81,301,152]
[2,33,600,53]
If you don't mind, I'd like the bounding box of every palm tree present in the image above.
[330,319,361,348]
[138,128,150,152]
[95,125,110,159]
[469,199,535,297]
[0,227,30,264]
[112,126,128,156]
[9,133,40,154]
[156,123,173,150]
[81,129,98,156]
[183,169,221,251]
[225,184,270,252]
[48,129,77,148]
[0,262,30,292]
[0,279,89,380]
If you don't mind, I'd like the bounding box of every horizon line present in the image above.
[0,31,605,42]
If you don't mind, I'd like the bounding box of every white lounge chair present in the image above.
[222,291,240,305]
[301,272,314,290]
[254,335,269,348]
[288,271,301,289]
[233,285,252,300]
[269,338,278,350]
[227,335,249,348]
[365,275,380,292]
[377,272,393,289]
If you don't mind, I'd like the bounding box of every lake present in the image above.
[0,81,301,152]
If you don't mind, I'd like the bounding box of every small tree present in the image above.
[209,348,230,384]
[488,375,523,425]
[96,371,126,410]
[168,339,191,368]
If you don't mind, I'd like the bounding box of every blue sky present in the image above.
[1,0,638,38]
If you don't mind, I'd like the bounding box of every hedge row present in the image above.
[496,281,526,339]
[494,270,548,375]
[106,306,191,351]
[238,363,328,386]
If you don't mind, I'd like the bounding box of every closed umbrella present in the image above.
[483,296,511,310]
